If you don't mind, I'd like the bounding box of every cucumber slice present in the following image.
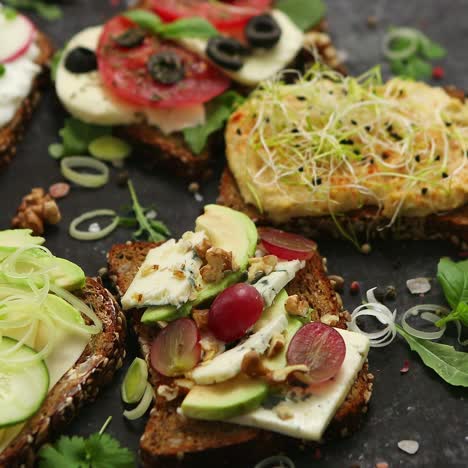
[0,337,49,428]
[121,357,148,404]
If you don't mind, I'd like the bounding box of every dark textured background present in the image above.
[0,1,467,466]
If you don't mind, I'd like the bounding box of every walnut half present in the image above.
[200,247,236,283]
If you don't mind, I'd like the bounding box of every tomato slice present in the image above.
[149,0,272,30]
[97,16,230,108]
[258,227,317,261]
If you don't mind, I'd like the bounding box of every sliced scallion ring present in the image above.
[60,156,109,188]
[401,304,449,340]
[89,136,132,162]
[123,382,154,421]
[254,455,295,468]
[69,209,119,241]
[122,357,149,404]
[382,27,421,61]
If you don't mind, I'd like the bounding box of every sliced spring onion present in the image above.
[49,283,102,334]
[60,156,109,188]
[382,28,421,61]
[88,136,132,162]
[254,455,296,468]
[48,142,64,159]
[348,288,397,348]
[401,304,449,340]
[123,382,154,421]
[121,357,149,404]
[1,245,54,279]
[69,209,119,241]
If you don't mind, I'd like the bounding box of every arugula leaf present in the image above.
[57,118,111,157]
[50,47,64,82]
[183,91,245,154]
[124,10,217,39]
[39,433,135,468]
[396,325,468,387]
[4,0,62,20]
[126,180,170,242]
[0,64,5,78]
[276,0,326,31]
[437,258,468,309]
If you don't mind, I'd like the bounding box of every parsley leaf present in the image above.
[4,0,62,20]
[38,434,135,468]
[183,91,245,154]
[276,0,326,31]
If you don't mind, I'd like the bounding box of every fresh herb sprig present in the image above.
[38,417,136,468]
[4,0,62,21]
[120,181,170,242]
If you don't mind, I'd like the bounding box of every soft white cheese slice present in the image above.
[253,260,305,307]
[229,329,370,441]
[179,10,304,86]
[188,313,288,385]
[56,26,206,132]
[121,231,206,310]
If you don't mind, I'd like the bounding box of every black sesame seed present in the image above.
[354,149,361,156]
[340,139,354,145]
[382,153,389,160]
[236,128,242,135]
[435,155,441,161]
[351,119,358,125]
[291,128,299,133]
[296,96,306,101]
[415,155,421,162]
[365,125,371,132]
[369,158,374,164]
[445,122,452,127]
[421,187,428,195]
[298,166,304,172]
[442,172,448,178]
[313,177,322,185]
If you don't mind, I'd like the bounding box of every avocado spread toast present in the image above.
[0,229,126,467]
[219,66,468,246]
[108,204,373,466]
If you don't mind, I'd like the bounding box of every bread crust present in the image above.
[0,31,54,171]
[218,169,468,245]
[0,278,127,468]
[107,241,373,467]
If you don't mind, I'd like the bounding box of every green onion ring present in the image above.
[382,28,421,61]
[401,304,449,340]
[60,156,109,188]
[123,382,154,421]
[69,209,119,241]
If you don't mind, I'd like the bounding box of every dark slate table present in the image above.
[0,1,466,466]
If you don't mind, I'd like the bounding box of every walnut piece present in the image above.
[247,255,278,282]
[285,295,309,317]
[157,384,179,402]
[274,402,294,420]
[241,351,269,378]
[200,332,225,362]
[192,309,209,330]
[195,238,212,260]
[200,247,236,283]
[266,333,285,359]
[269,364,309,383]
[11,187,61,235]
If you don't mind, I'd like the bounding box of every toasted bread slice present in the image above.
[111,0,344,180]
[0,31,53,171]
[218,169,468,246]
[0,278,126,468]
[107,241,373,467]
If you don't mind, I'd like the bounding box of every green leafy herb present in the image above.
[436,258,468,309]
[0,64,5,78]
[50,47,64,82]
[123,180,170,242]
[390,56,432,80]
[419,36,447,60]
[183,91,245,154]
[4,0,62,21]
[124,9,217,39]
[396,324,468,387]
[38,433,136,468]
[3,6,18,20]
[436,302,468,328]
[276,0,326,31]
[54,118,111,158]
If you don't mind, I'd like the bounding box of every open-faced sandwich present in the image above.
[54,0,341,179]
[0,6,53,171]
[107,204,372,466]
[0,229,125,467]
[219,65,468,247]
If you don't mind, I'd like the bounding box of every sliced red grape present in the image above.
[287,322,346,383]
[150,318,201,377]
[258,227,317,261]
[208,283,263,342]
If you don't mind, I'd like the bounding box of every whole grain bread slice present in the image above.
[218,169,468,246]
[0,277,127,468]
[111,0,344,180]
[107,240,373,467]
[0,31,53,171]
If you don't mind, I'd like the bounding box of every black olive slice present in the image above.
[147,51,185,85]
[206,37,249,71]
[245,14,282,49]
[114,27,146,48]
[64,47,98,74]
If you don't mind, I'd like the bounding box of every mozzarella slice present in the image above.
[56,27,205,132]
[179,10,304,86]
[188,314,288,385]
[230,329,370,441]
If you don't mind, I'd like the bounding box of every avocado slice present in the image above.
[195,204,257,270]
[142,205,257,324]
[0,229,45,262]
[181,374,268,421]
[253,289,289,332]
